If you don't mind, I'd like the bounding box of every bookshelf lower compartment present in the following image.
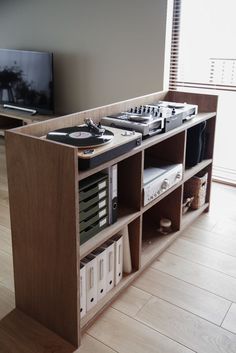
[81,271,137,332]
[141,202,209,268]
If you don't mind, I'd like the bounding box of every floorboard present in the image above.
[168,237,236,278]
[135,296,236,353]
[182,226,236,257]
[222,304,236,335]
[133,267,231,325]
[88,307,194,353]
[111,285,152,317]
[152,251,236,302]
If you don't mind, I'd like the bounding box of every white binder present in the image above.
[113,235,123,285]
[81,255,98,311]
[80,263,86,318]
[102,241,115,292]
[92,247,107,301]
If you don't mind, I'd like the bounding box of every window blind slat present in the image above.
[169,0,181,90]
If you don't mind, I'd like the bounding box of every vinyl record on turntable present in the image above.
[47,125,114,148]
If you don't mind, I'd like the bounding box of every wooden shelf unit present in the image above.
[5,90,218,350]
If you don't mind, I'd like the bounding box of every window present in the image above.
[169,0,236,184]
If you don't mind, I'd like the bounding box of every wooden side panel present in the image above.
[128,216,142,271]
[204,116,216,160]
[118,152,143,211]
[0,309,75,353]
[5,132,79,347]
[166,91,218,113]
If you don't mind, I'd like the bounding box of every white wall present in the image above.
[0,0,168,114]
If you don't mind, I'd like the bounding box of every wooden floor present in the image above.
[1,136,236,352]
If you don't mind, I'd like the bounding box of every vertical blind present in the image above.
[169,0,236,93]
[169,0,181,91]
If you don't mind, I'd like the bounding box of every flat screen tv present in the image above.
[0,49,54,115]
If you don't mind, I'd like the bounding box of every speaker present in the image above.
[185,121,207,168]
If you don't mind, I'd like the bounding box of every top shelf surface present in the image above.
[6,90,218,181]
[78,112,216,180]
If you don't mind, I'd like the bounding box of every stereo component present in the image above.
[143,163,183,206]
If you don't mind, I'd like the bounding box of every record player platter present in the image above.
[47,125,114,148]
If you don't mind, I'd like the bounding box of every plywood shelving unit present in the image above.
[5,90,218,350]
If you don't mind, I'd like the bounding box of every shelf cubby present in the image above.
[81,215,141,330]
[141,186,182,265]
[182,162,212,223]
[185,117,216,172]
[144,130,185,166]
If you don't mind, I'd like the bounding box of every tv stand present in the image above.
[3,104,37,115]
[0,105,53,136]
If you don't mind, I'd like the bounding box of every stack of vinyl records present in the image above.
[79,173,109,244]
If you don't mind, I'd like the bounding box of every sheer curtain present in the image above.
[169,0,236,184]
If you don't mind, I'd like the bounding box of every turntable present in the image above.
[47,118,142,170]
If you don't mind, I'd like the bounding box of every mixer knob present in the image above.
[134,107,138,113]
[161,179,169,190]
[130,107,133,113]
[176,172,182,180]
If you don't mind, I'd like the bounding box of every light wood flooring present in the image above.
[1,137,236,352]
